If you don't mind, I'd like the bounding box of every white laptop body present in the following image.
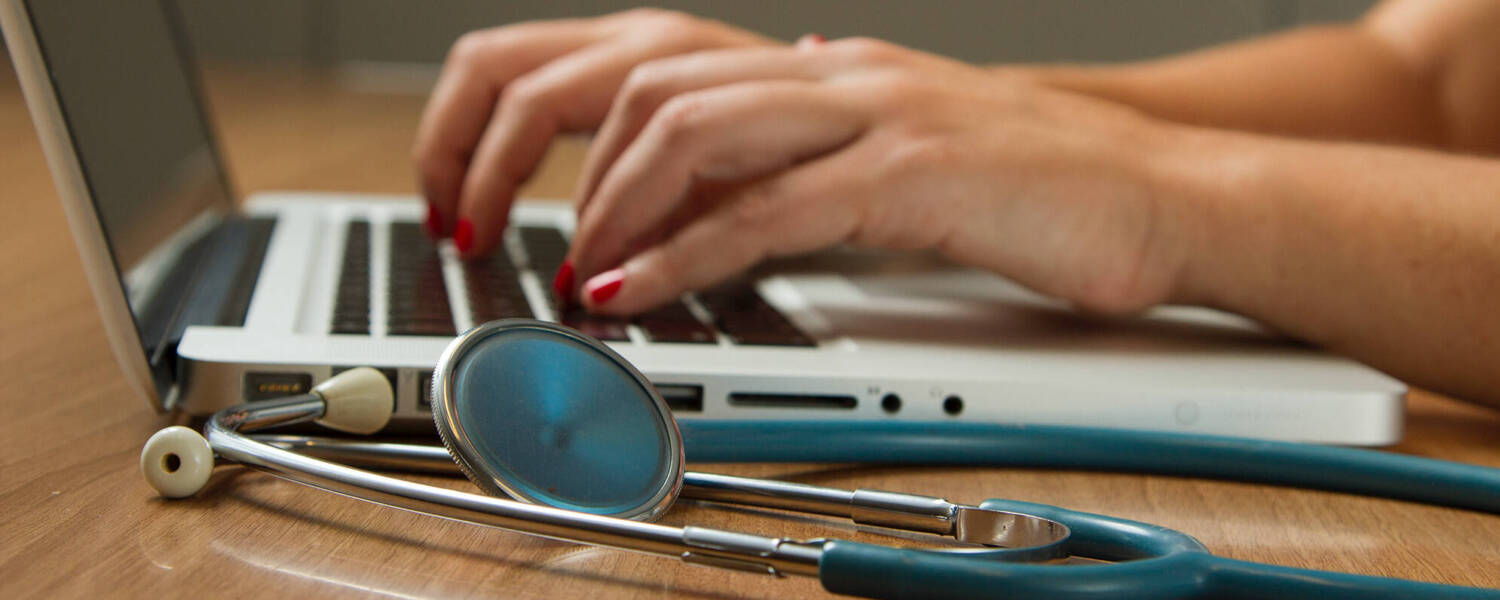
[4,0,1407,444]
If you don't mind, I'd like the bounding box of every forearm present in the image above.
[1006,25,1445,147]
[1153,125,1500,407]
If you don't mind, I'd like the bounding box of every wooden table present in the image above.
[4,64,1499,599]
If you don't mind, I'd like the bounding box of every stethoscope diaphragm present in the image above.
[430,319,684,521]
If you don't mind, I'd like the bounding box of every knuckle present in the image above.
[620,6,672,21]
[447,31,494,68]
[833,37,898,63]
[652,244,691,285]
[498,75,552,116]
[727,182,785,232]
[633,9,718,47]
[635,8,695,30]
[617,62,676,116]
[651,94,711,143]
[881,136,954,174]
[851,74,926,112]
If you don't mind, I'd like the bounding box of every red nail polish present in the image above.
[586,269,624,306]
[805,33,826,44]
[552,260,575,302]
[424,204,442,238]
[454,219,474,253]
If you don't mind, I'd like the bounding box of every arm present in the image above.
[1156,126,1500,409]
[1010,0,1500,153]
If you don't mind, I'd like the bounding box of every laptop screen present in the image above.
[23,0,237,400]
[25,0,233,305]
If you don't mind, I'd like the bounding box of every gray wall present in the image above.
[174,0,1377,66]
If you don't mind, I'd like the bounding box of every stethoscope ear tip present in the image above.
[141,426,214,498]
[312,367,394,435]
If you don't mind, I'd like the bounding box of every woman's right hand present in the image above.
[413,9,777,258]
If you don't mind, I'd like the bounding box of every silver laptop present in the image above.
[3,0,1407,444]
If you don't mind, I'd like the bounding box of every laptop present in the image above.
[3,0,1407,444]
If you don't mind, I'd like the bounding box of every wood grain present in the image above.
[2,63,1499,599]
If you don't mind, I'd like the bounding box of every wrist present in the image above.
[1138,123,1272,312]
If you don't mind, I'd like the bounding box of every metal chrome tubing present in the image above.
[223,394,324,432]
[258,435,959,533]
[213,407,823,577]
[682,472,959,535]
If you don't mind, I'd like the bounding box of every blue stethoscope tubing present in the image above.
[681,421,1500,599]
[823,498,1498,599]
[681,421,1500,514]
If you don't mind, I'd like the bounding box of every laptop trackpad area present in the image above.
[772,250,1283,354]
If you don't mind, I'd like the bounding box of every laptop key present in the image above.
[637,302,716,344]
[330,220,371,335]
[389,320,457,337]
[388,222,456,337]
[697,282,815,347]
[462,250,534,323]
[330,317,370,335]
[518,226,569,276]
[558,306,629,341]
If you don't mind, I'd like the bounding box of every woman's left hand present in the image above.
[565,38,1193,316]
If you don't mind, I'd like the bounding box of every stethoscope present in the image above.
[141,319,1500,599]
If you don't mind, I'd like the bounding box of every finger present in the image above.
[574,45,831,216]
[579,151,868,315]
[413,22,601,236]
[795,33,828,50]
[453,39,671,258]
[569,81,867,288]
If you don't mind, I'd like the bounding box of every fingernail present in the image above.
[552,260,575,302]
[796,33,826,50]
[424,204,443,238]
[584,268,625,306]
[454,219,474,253]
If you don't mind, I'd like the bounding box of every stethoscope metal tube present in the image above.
[207,396,826,577]
[255,434,1070,551]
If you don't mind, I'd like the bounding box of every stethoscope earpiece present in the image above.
[140,425,213,498]
[312,367,395,435]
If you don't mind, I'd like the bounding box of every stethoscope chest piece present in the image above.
[430,319,684,521]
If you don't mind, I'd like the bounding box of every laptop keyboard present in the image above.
[462,233,535,324]
[334,219,814,347]
[387,222,459,336]
[331,220,372,335]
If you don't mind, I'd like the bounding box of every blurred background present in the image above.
[0,0,1383,199]
[0,0,1383,197]
[71,0,1376,91]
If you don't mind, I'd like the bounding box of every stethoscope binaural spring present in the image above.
[141,319,1500,599]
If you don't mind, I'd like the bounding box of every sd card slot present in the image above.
[728,392,857,410]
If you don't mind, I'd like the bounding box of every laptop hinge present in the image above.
[159,383,182,413]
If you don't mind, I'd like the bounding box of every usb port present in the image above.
[654,384,703,413]
[417,371,434,408]
[728,392,857,410]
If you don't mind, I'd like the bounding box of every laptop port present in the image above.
[654,384,704,413]
[881,393,902,413]
[728,392,857,410]
[244,372,313,401]
[417,371,434,408]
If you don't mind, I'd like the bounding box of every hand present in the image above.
[413,9,775,257]
[565,38,1191,316]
